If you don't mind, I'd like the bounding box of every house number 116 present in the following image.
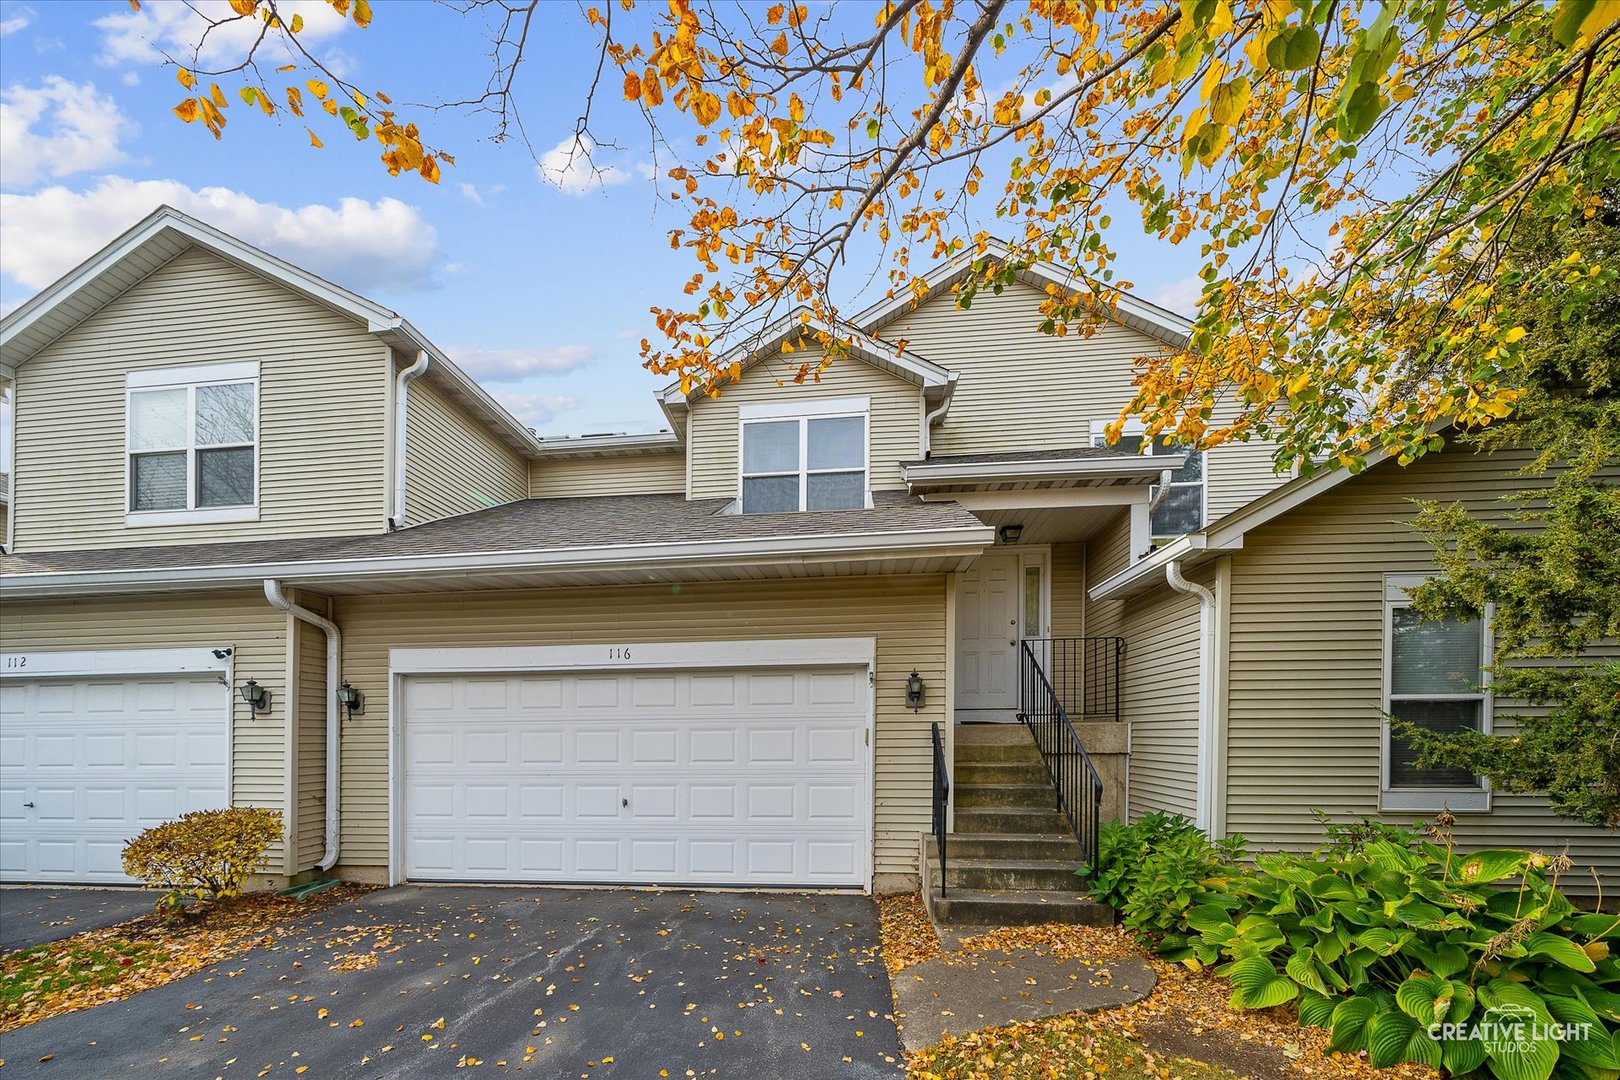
[608,647,632,660]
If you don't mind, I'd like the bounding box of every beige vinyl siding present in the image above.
[686,349,923,499]
[329,575,947,879]
[885,282,1286,525]
[402,369,528,524]
[1225,446,1619,885]
[0,591,291,871]
[1051,542,1085,637]
[13,247,390,552]
[1082,509,1134,639]
[529,451,686,498]
[292,595,329,872]
[1118,583,1203,821]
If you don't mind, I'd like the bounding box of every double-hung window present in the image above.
[1381,575,1491,811]
[1091,422,1205,539]
[126,362,260,525]
[739,398,869,513]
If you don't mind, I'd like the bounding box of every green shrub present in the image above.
[1082,812,1247,937]
[1312,811,1423,857]
[122,807,282,911]
[1161,819,1620,1080]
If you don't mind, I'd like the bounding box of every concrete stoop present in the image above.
[921,723,1113,928]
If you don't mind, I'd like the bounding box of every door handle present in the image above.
[622,797,628,808]
[23,802,35,808]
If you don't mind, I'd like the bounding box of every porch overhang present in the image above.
[903,449,1184,500]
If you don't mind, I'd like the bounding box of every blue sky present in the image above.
[0,0,1205,447]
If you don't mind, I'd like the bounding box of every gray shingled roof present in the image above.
[0,472,8,500]
[0,490,985,577]
[903,447,1125,467]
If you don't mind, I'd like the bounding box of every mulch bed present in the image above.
[0,884,375,1033]
[878,891,1439,1080]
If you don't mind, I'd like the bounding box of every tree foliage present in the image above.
[1397,198,1620,830]
[121,807,283,908]
[148,0,1620,470]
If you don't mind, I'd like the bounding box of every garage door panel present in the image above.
[402,665,870,887]
[0,675,231,884]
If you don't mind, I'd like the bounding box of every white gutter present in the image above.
[1165,560,1218,833]
[264,579,342,872]
[0,524,997,598]
[390,351,430,529]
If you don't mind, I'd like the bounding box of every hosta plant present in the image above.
[1082,812,1247,937]
[122,807,282,913]
[1162,820,1620,1080]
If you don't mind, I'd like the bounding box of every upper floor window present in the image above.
[126,362,259,525]
[739,398,869,513]
[1381,575,1491,812]
[1091,423,1205,539]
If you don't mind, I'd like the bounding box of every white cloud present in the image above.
[0,176,440,293]
[0,77,130,189]
[536,134,635,196]
[1149,274,1205,317]
[94,0,350,68]
[0,6,35,37]
[458,182,484,206]
[492,391,579,428]
[447,344,592,381]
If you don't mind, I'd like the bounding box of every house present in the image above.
[0,207,1612,904]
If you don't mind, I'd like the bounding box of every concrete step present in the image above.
[953,741,1043,764]
[955,783,1060,809]
[929,833,1083,861]
[929,886,1113,927]
[954,761,1050,786]
[954,723,1033,746]
[953,806,1072,834]
[933,856,1085,892]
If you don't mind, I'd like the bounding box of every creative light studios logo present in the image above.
[1428,1002,1596,1054]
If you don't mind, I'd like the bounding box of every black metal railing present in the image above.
[931,721,950,896]
[1017,642,1105,869]
[1020,637,1124,721]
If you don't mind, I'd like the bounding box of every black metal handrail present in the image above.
[1017,642,1105,869]
[1020,637,1124,722]
[931,721,950,897]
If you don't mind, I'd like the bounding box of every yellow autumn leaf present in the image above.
[420,155,441,184]
[317,1008,329,1019]
[307,78,329,98]
[210,83,228,108]
[353,0,373,28]
[290,13,304,32]
[624,70,643,101]
[173,98,201,123]
[176,67,196,89]
[1503,325,1527,343]
[789,93,805,124]
[228,0,257,14]
[307,127,323,148]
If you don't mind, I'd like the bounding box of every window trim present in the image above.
[737,397,872,513]
[1089,418,1207,540]
[125,361,261,527]
[1379,573,1493,812]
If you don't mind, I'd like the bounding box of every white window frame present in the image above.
[1380,574,1493,813]
[125,361,261,527]
[737,396,872,513]
[1090,418,1206,540]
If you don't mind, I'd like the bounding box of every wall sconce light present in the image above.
[906,669,926,712]
[998,524,1024,545]
[337,682,364,718]
[239,678,270,715]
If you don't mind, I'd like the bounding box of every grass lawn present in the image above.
[911,1013,1244,1080]
[2,938,169,1012]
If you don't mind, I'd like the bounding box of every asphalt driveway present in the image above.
[1,885,902,1077]
[0,887,155,952]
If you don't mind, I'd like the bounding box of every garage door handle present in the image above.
[22,802,34,808]
[622,798,628,808]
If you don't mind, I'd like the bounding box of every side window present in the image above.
[127,363,259,524]
[740,404,868,513]
[1093,427,1205,540]
[1381,577,1491,811]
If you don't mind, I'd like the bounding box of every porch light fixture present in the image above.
[337,682,364,718]
[239,678,270,715]
[998,524,1024,544]
[905,669,926,712]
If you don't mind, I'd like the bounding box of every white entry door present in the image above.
[400,665,871,887]
[957,552,1022,716]
[0,674,231,883]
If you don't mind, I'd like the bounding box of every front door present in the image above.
[956,553,1022,719]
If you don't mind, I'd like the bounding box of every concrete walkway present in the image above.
[890,934,1155,1053]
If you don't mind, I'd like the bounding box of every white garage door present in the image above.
[0,675,230,883]
[401,666,871,887]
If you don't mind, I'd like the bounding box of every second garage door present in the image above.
[401,666,871,887]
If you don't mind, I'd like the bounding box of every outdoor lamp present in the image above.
[337,682,364,717]
[239,678,270,715]
[906,669,926,712]
[998,524,1024,544]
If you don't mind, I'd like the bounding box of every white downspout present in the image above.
[264,579,342,872]
[1165,560,1218,833]
[391,351,430,528]
[920,378,955,457]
